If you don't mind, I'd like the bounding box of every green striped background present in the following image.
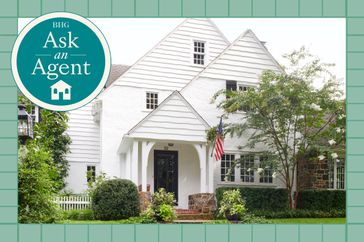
[0,0,361,241]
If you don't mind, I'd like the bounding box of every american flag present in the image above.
[214,117,224,161]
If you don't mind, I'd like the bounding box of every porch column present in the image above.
[194,144,207,193]
[125,148,131,180]
[131,141,139,186]
[141,141,155,192]
[208,146,214,193]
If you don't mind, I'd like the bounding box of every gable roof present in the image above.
[105,64,130,88]
[51,80,71,89]
[127,91,210,142]
[182,29,283,91]
[99,19,230,96]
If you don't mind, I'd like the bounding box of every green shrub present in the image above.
[218,189,246,220]
[63,209,94,220]
[252,209,345,219]
[297,190,345,211]
[143,188,176,222]
[18,143,61,223]
[216,187,289,211]
[92,179,140,220]
[158,204,175,222]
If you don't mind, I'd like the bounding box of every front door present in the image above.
[154,150,178,202]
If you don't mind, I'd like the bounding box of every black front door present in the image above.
[154,150,178,201]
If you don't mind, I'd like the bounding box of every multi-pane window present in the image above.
[238,85,249,92]
[226,80,237,92]
[87,165,96,183]
[337,161,345,189]
[240,154,255,183]
[193,41,205,65]
[259,156,273,184]
[146,92,158,110]
[221,154,235,182]
[328,158,345,190]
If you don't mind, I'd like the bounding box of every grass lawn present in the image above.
[60,218,345,224]
[269,218,345,224]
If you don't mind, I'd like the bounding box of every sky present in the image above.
[19,18,346,87]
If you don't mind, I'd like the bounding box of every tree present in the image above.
[33,110,71,190]
[18,142,61,223]
[211,47,345,209]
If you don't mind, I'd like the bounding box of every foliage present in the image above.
[151,188,175,207]
[216,187,289,211]
[297,190,345,211]
[92,179,140,220]
[206,215,271,224]
[18,143,61,223]
[218,189,246,220]
[158,204,175,222]
[252,209,345,219]
[143,188,176,222]
[270,218,345,224]
[211,47,345,208]
[33,109,71,190]
[60,216,157,224]
[63,209,94,220]
[86,172,108,197]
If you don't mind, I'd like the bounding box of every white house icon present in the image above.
[51,80,72,100]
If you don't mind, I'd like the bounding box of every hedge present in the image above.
[297,190,346,211]
[92,179,140,220]
[252,209,345,219]
[216,187,289,211]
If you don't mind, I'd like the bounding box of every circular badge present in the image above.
[12,12,111,111]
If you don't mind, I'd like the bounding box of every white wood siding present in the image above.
[111,18,229,91]
[66,102,100,164]
[198,30,281,83]
[129,92,209,142]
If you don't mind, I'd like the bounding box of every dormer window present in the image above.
[146,92,158,110]
[193,40,205,65]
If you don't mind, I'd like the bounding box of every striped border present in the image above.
[0,0,361,242]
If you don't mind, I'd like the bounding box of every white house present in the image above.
[51,80,71,100]
[65,18,288,209]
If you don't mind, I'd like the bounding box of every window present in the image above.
[221,154,235,182]
[328,158,345,190]
[193,41,205,65]
[65,88,69,94]
[337,161,345,189]
[146,92,158,110]
[53,88,57,94]
[259,156,273,184]
[238,84,250,92]
[240,154,255,182]
[226,80,237,92]
[87,165,96,183]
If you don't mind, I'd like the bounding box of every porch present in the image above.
[119,139,215,209]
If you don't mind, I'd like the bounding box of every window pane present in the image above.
[259,156,273,183]
[240,155,254,182]
[226,81,237,91]
[221,154,235,181]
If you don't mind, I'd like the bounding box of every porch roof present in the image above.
[118,91,210,153]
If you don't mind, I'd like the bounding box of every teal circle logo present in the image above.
[12,12,111,111]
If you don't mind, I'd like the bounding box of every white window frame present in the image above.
[328,159,345,190]
[258,155,273,184]
[219,152,276,186]
[145,91,159,110]
[191,39,207,66]
[220,154,235,182]
[240,154,255,183]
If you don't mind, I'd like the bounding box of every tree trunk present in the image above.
[287,186,296,209]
